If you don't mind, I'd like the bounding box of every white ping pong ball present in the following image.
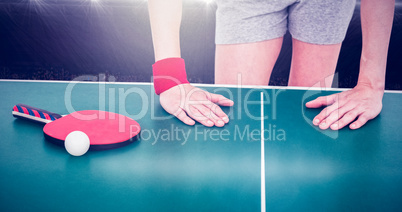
[64,131,90,156]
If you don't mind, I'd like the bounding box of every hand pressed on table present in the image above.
[160,84,234,127]
[306,83,383,130]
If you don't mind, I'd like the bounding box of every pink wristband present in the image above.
[152,58,190,95]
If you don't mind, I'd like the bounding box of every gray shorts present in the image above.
[215,0,356,45]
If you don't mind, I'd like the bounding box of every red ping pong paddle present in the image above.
[12,104,140,150]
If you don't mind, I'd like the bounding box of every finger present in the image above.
[173,108,195,126]
[203,102,229,123]
[350,114,370,130]
[306,94,337,108]
[208,93,234,106]
[320,103,356,130]
[192,104,225,127]
[330,110,359,130]
[319,109,343,130]
[186,105,214,127]
[312,101,340,126]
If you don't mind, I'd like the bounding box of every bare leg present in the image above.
[215,37,283,86]
[289,38,342,88]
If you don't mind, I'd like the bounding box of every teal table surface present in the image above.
[0,80,401,212]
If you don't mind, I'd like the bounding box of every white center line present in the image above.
[261,92,266,212]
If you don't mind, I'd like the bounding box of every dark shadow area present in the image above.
[0,0,401,89]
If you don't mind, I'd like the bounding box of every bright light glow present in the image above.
[204,0,214,4]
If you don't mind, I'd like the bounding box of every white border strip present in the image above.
[260,92,266,212]
[203,83,402,93]
[0,79,401,93]
[200,83,349,92]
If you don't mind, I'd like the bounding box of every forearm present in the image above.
[358,0,394,90]
[148,0,182,61]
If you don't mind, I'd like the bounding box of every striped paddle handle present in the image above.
[12,104,62,124]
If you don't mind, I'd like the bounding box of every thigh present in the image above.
[215,38,283,85]
[288,38,342,87]
[214,0,295,85]
[287,0,355,87]
[288,0,356,45]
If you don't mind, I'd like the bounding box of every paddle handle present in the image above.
[12,104,62,124]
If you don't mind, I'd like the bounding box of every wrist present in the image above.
[357,75,385,91]
[356,80,385,93]
[152,58,190,95]
[358,60,386,91]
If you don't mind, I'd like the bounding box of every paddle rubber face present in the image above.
[43,110,140,150]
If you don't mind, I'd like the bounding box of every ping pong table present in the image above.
[0,80,401,211]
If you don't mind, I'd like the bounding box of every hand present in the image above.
[305,83,384,130]
[159,84,234,127]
